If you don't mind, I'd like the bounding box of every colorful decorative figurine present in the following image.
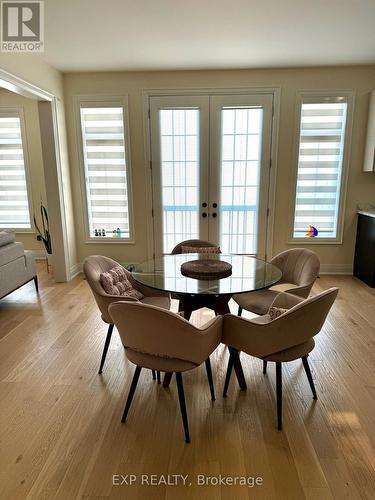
[306,225,318,237]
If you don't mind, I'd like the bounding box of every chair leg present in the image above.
[263,360,268,374]
[122,365,142,422]
[276,362,282,430]
[98,324,114,374]
[302,356,317,400]
[223,348,235,397]
[157,371,161,384]
[163,372,173,388]
[205,357,215,401]
[33,276,39,293]
[231,348,247,391]
[238,306,243,316]
[152,370,156,380]
[183,309,192,321]
[175,372,190,443]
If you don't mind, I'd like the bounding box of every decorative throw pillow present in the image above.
[181,245,221,254]
[100,266,144,300]
[268,306,288,321]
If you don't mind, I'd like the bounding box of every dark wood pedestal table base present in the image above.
[130,253,282,391]
[162,292,246,390]
[180,292,232,320]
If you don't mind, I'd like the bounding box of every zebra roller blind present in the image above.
[80,105,131,239]
[293,98,348,239]
[0,111,31,229]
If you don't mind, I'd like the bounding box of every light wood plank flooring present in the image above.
[0,264,375,499]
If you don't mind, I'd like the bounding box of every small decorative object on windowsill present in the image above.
[181,259,232,280]
[93,227,128,238]
[34,202,52,273]
[306,225,318,237]
[94,228,107,237]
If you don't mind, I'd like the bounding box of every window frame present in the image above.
[74,95,135,244]
[288,90,355,245]
[0,106,34,233]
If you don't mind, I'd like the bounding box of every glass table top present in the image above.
[131,254,282,296]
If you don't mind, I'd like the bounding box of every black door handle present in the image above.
[202,202,207,208]
[202,212,208,218]
[212,212,217,218]
[212,202,218,208]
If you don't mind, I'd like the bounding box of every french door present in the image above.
[149,93,273,259]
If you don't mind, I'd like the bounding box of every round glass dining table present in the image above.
[132,253,281,390]
[131,253,282,317]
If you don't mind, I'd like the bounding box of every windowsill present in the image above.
[288,238,343,245]
[85,237,135,244]
[1,229,35,234]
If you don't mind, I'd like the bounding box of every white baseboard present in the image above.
[70,262,83,279]
[319,264,353,275]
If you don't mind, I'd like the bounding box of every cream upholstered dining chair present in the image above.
[171,239,221,255]
[171,239,221,313]
[109,301,222,443]
[83,256,170,375]
[223,288,338,430]
[233,248,320,316]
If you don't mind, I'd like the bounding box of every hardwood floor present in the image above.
[1,265,375,499]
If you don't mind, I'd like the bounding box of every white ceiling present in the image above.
[41,0,375,72]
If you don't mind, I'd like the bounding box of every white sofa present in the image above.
[0,230,38,299]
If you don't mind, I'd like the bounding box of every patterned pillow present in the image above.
[268,306,288,321]
[100,266,144,300]
[181,245,221,254]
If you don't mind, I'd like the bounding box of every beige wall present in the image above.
[0,54,78,279]
[63,66,375,272]
[0,88,47,255]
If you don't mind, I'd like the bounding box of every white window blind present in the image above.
[80,105,131,239]
[293,99,348,239]
[0,112,31,229]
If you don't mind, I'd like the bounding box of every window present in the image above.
[292,95,350,241]
[79,101,133,240]
[0,110,31,230]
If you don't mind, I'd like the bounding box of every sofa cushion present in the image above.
[0,230,15,247]
[0,242,25,267]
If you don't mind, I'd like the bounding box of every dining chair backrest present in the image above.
[270,248,320,298]
[223,287,338,359]
[171,239,220,255]
[109,301,222,367]
[84,255,119,297]
[83,255,137,323]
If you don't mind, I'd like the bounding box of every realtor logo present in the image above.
[1,1,44,52]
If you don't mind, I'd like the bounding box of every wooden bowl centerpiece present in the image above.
[180,259,232,280]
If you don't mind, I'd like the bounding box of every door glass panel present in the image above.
[159,109,200,253]
[219,107,263,254]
